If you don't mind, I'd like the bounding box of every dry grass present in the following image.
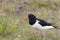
[0,0,60,40]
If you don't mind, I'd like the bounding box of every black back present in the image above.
[28,14,53,26]
[37,18,53,26]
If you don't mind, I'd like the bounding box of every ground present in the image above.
[0,0,60,40]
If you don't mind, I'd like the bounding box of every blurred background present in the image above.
[0,0,60,40]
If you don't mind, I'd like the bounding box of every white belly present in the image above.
[31,20,54,30]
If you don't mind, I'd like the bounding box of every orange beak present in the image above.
[24,17,29,21]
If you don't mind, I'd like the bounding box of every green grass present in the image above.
[0,0,60,40]
[0,14,60,40]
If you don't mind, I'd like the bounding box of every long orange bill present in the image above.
[24,17,29,21]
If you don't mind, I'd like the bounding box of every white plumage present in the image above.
[31,20,54,30]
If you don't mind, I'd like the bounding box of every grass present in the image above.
[0,14,60,40]
[0,0,60,40]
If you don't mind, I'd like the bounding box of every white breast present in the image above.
[31,20,54,30]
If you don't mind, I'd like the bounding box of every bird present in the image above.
[24,14,59,40]
[24,14,58,30]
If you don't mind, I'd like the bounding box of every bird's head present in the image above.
[24,14,36,21]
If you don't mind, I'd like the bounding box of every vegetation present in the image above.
[0,0,60,40]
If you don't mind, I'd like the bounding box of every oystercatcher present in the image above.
[25,14,57,30]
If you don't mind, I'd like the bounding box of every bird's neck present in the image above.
[29,18,36,25]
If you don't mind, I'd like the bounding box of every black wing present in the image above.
[37,18,53,26]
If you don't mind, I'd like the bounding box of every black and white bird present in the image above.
[25,14,57,30]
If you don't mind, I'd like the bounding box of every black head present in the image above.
[28,14,36,25]
[28,14,36,19]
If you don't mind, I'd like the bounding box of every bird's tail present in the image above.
[53,26,60,29]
